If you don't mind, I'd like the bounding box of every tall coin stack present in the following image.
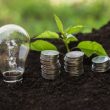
[92,56,110,72]
[40,50,60,80]
[64,51,84,76]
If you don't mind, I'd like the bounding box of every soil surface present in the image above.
[1,21,110,110]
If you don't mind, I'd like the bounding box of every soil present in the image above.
[1,21,110,110]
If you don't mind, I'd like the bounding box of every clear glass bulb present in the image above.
[0,24,30,83]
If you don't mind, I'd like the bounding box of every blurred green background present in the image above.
[0,0,110,37]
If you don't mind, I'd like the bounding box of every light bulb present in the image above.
[0,24,30,83]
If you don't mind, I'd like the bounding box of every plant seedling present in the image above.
[54,15,83,52]
[31,15,107,57]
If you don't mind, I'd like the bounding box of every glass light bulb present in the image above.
[0,24,30,83]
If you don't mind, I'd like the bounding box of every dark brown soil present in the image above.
[1,21,110,110]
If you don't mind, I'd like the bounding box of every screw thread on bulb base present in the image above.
[3,70,23,83]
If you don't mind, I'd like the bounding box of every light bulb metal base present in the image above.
[3,70,23,83]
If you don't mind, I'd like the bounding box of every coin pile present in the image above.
[40,50,61,80]
[92,56,110,72]
[64,51,84,76]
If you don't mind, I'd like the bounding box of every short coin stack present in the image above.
[40,50,60,80]
[92,56,110,72]
[64,51,84,76]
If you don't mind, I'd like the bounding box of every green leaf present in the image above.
[30,40,57,51]
[77,41,107,57]
[36,31,59,39]
[66,25,84,34]
[66,34,78,44]
[54,15,64,33]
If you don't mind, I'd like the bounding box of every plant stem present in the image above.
[62,33,70,52]
[63,39,70,52]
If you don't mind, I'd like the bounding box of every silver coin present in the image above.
[41,60,60,64]
[69,71,84,76]
[41,67,60,71]
[40,55,59,60]
[65,69,84,76]
[40,61,60,66]
[42,61,60,65]
[41,64,61,70]
[64,58,83,64]
[92,56,109,64]
[65,68,84,73]
[64,58,83,62]
[64,65,83,69]
[65,67,83,72]
[92,67,109,72]
[64,63,83,68]
[93,68,109,71]
[64,67,82,71]
[92,65,109,70]
[65,51,84,59]
[40,56,58,62]
[41,65,60,70]
[92,64,110,72]
[92,56,110,72]
[64,51,84,76]
[64,56,83,61]
[65,60,83,64]
[41,67,60,72]
[41,53,59,57]
[40,50,60,80]
[41,50,59,57]
[42,69,60,75]
[42,72,58,80]
[64,62,83,67]
[93,62,109,68]
[92,67,106,71]
[65,68,83,73]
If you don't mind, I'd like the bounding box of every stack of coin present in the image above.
[40,50,60,80]
[64,51,84,76]
[92,56,110,72]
